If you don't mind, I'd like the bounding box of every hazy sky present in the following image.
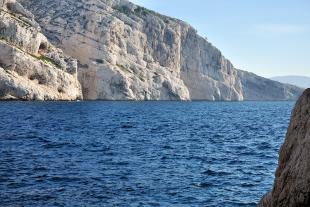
[130,0,310,78]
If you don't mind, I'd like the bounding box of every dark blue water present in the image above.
[0,101,294,207]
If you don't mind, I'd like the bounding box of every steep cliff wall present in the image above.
[0,0,82,100]
[19,0,303,100]
[238,70,303,101]
[258,89,310,206]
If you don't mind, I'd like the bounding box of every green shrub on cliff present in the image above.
[114,5,132,16]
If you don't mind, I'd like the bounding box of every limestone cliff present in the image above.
[0,0,82,100]
[258,89,310,206]
[19,0,302,100]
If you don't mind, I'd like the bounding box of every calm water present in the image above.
[0,101,294,207]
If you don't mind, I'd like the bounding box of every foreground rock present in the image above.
[19,0,303,101]
[258,88,310,206]
[0,0,82,100]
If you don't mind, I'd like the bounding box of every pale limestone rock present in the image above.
[19,0,303,100]
[0,0,82,100]
[258,89,310,206]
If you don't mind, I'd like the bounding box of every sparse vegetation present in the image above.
[1,37,60,69]
[0,62,6,69]
[134,5,171,23]
[36,55,61,68]
[0,9,31,28]
[95,59,104,64]
[134,6,148,16]
[114,5,132,16]
[113,4,172,24]
[139,76,145,82]
[116,63,132,74]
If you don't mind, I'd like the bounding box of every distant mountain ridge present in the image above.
[271,76,310,89]
[16,0,303,101]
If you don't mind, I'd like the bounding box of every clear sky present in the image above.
[130,0,310,78]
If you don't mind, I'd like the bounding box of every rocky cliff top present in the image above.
[258,88,310,206]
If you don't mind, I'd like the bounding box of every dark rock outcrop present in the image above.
[258,88,310,206]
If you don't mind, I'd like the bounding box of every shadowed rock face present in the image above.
[19,0,303,101]
[258,88,310,207]
[237,70,303,101]
[0,0,82,100]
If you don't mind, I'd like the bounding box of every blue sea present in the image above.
[0,101,294,207]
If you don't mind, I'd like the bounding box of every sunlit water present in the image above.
[0,101,295,207]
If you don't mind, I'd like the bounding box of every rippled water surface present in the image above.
[0,101,295,207]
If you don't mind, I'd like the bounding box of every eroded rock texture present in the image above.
[258,88,310,207]
[20,0,302,100]
[0,0,82,100]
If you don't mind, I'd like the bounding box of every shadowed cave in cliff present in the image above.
[38,42,47,54]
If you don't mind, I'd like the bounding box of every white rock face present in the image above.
[0,0,82,100]
[19,0,303,100]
